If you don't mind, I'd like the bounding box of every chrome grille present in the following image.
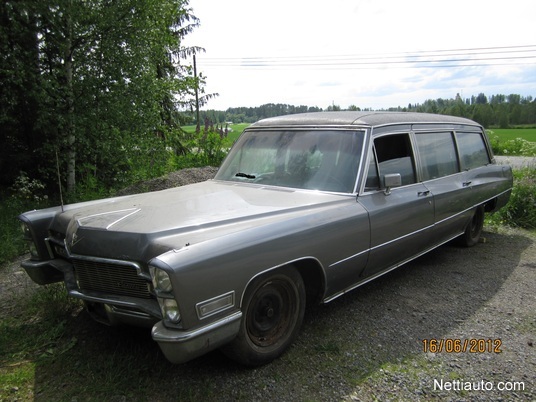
[73,259,151,299]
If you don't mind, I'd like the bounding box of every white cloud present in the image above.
[185,0,536,110]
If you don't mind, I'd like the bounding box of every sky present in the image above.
[183,0,536,111]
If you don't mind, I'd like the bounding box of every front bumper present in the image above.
[151,311,242,364]
[21,259,64,285]
[21,257,161,327]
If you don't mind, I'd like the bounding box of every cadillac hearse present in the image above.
[18,112,513,366]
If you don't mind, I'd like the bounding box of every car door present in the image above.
[413,131,469,245]
[358,133,434,278]
[455,130,505,206]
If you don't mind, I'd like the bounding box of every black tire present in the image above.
[457,205,484,247]
[221,266,305,366]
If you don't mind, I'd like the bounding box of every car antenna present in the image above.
[55,148,65,212]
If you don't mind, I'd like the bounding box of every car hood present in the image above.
[49,180,349,261]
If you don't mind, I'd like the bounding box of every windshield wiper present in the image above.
[235,172,256,179]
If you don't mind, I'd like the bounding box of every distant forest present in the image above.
[198,93,536,129]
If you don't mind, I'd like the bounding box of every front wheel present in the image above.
[221,266,305,366]
[457,205,484,247]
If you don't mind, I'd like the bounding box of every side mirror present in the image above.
[383,173,401,195]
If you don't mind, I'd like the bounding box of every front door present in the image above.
[359,133,434,277]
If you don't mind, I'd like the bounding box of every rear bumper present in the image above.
[151,311,242,364]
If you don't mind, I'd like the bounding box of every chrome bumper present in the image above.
[151,311,242,364]
[21,257,161,327]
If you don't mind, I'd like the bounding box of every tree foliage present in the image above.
[403,93,536,129]
[199,104,323,125]
[197,94,536,128]
[1,0,203,193]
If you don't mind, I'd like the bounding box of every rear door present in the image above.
[455,130,505,205]
[358,133,434,278]
[413,131,468,245]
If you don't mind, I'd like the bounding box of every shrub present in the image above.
[1,174,54,265]
[488,167,536,229]
[488,134,536,157]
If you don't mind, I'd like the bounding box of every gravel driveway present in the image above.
[495,155,536,169]
[2,227,534,401]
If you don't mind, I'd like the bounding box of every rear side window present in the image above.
[415,132,459,180]
[456,132,490,170]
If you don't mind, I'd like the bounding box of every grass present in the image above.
[487,128,536,157]
[490,128,536,142]
[0,283,81,401]
[182,123,248,147]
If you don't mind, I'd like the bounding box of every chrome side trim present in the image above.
[323,230,464,303]
[329,249,369,267]
[368,224,435,252]
[434,188,512,226]
[333,187,513,267]
[329,224,433,269]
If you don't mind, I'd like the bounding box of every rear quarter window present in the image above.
[456,132,490,170]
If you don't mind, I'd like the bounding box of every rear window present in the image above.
[456,132,490,170]
[415,132,459,180]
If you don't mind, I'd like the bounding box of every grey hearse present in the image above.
[19,112,513,366]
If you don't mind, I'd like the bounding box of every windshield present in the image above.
[215,129,364,193]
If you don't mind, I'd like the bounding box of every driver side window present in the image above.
[366,134,417,190]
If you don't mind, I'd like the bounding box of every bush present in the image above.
[488,134,536,157]
[487,167,536,229]
[0,199,26,265]
[0,173,53,265]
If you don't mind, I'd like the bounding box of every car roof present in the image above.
[250,111,480,128]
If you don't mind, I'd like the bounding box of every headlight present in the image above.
[21,222,39,259]
[21,222,31,237]
[28,242,39,259]
[150,267,173,293]
[161,298,181,324]
[150,265,181,325]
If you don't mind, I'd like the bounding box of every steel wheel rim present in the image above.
[246,280,295,348]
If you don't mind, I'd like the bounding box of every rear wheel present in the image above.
[457,205,484,247]
[222,266,305,366]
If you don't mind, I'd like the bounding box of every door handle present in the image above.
[418,190,430,196]
[463,181,472,187]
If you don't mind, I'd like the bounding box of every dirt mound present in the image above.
[116,166,219,196]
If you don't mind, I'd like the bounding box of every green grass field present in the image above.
[182,123,248,146]
[488,128,536,142]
